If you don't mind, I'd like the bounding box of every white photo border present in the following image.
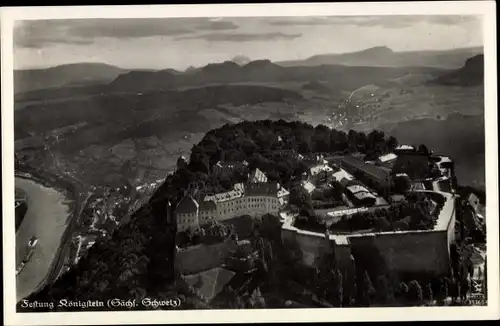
[2,1,498,324]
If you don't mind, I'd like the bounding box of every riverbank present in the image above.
[15,165,84,301]
[15,177,72,301]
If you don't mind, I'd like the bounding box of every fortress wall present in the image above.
[176,238,237,275]
[282,228,331,267]
[284,227,453,276]
[363,231,450,275]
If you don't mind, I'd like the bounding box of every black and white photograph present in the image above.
[2,2,498,325]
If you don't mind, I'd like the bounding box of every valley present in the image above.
[15,58,484,191]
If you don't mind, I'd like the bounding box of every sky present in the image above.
[13,15,483,70]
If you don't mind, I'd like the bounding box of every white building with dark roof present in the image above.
[175,181,283,232]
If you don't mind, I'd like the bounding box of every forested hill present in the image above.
[431,54,484,86]
[20,120,403,311]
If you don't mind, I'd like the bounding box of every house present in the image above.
[345,185,377,207]
[376,153,398,168]
[341,156,392,192]
[332,168,356,187]
[309,164,335,185]
[302,154,327,166]
[432,155,455,179]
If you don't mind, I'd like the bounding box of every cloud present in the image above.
[176,32,301,42]
[14,18,239,48]
[266,15,480,28]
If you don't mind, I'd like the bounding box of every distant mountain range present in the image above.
[106,60,444,94]
[231,55,251,66]
[431,54,484,86]
[276,46,483,69]
[14,63,155,94]
[14,46,484,97]
[14,62,445,103]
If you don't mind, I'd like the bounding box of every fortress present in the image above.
[175,170,290,232]
[281,188,457,276]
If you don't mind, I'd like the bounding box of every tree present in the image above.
[460,278,469,302]
[407,280,423,302]
[448,278,459,303]
[397,281,409,299]
[248,287,266,308]
[387,136,398,150]
[436,278,448,305]
[332,269,344,307]
[393,175,411,194]
[193,275,203,290]
[375,274,393,303]
[289,185,312,209]
[359,270,375,306]
[418,144,430,155]
[424,283,434,302]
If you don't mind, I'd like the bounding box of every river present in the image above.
[15,177,72,301]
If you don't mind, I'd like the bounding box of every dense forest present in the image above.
[20,119,471,311]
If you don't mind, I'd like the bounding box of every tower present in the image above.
[176,154,188,171]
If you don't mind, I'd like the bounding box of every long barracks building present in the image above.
[175,181,285,232]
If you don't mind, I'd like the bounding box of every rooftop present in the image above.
[204,189,244,203]
[215,160,249,168]
[176,195,199,214]
[378,153,398,163]
[395,145,415,151]
[246,182,278,197]
[352,191,377,201]
[332,168,355,182]
[277,185,290,198]
[326,207,369,218]
[341,156,391,181]
[346,184,370,194]
[182,267,236,302]
[310,164,334,176]
[249,168,268,183]
[301,180,316,194]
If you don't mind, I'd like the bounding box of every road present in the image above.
[43,190,90,287]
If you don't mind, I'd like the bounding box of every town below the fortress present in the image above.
[171,142,486,308]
